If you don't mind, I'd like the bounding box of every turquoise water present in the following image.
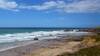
[0,28,65,34]
[0,28,68,43]
[0,28,92,43]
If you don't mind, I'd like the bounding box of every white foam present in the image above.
[0,30,92,43]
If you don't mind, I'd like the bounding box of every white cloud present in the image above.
[19,1,58,10]
[19,0,100,13]
[64,0,100,13]
[0,0,100,13]
[0,0,18,11]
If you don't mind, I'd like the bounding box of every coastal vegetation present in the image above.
[59,45,100,56]
[59,33,100,56]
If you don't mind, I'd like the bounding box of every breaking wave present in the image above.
[0,30,92,43]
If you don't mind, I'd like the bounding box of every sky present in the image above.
[0,0,100,28]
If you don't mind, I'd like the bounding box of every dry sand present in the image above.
[26,41,80,56]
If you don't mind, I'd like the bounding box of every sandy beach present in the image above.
[0,37,82,56]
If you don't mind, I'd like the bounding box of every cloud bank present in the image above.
[0,0,100,13]
[0,0,18,11]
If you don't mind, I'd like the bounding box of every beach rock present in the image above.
[34,38,39,40]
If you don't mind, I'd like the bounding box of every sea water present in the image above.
[0,28,93,43]
[0,28,92,51]
[0,28,67,43]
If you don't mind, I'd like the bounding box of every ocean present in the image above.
[0,28,92,51]
[0,28,67,43]
[0,28,93,43]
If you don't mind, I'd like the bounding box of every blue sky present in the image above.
[0,0,100,28]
